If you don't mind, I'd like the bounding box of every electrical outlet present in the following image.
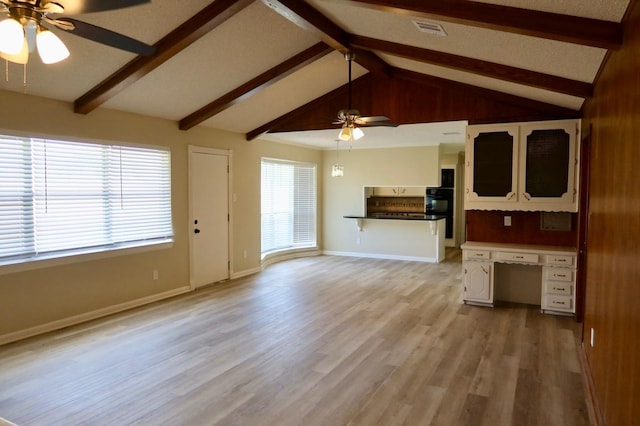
[504,215,512,226]
[590,328,595,347]
[153,270,159,280]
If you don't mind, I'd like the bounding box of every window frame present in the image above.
[260,157,318,258]
[0,132,174,275]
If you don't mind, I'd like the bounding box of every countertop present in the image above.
[344,214,447,221]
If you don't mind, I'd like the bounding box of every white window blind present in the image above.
[0,135,173,265]
[261,158,316,255]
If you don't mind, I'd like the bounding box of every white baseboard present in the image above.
[231,267,262,279]
[322,250,438,263]
[0,286,191,346]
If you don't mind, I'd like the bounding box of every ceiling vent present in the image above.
[412,20,447,36]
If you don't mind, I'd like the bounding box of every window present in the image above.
[261,158,316,255]
[0,135,173,266]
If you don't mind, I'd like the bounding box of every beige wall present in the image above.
[0,91,445,341]
[322,145,441,254]
[0,91,322,339]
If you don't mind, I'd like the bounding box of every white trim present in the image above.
[322,250,438,263]
[231,267,262,279]
[188,146,233,290]
[0,286,191,346]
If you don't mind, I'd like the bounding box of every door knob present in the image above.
[194,228,200,234]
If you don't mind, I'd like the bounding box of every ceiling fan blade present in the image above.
[55,18,155,55]
[52,0,150,15]
[360,122,399,128]
[355,115,392,124]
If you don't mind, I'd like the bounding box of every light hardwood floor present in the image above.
[0,251,590,425]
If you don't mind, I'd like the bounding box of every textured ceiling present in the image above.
[0,0,632,150]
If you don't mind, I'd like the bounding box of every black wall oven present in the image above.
[426,187,454,238]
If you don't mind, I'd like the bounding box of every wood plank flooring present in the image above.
[0,251,590,425]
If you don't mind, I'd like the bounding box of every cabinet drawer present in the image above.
[543,294,573,311]
[544,281,572,295]
[546,255,575,266]
[464,250,491,260]
[545,268,573,282]
[495,251,538,263]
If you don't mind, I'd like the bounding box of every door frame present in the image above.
[188,145,234,290]
[576,125,592,323]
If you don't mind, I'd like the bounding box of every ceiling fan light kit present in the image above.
[36,27,69,64]
[0,0,154,66]
[0,16,23,54]
[338,126,364,141]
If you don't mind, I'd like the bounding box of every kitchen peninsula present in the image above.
[341,186,447,263]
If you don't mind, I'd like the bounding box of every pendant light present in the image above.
[331,140,344,177]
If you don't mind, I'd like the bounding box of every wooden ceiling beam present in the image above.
[74,0,254,115]
[246,76,352,140]
[340,0,622,49]
[179,42,333,130]
[350,35,594,98]
[260,0,391,76]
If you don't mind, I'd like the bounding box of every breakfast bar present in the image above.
[343,214,447,263]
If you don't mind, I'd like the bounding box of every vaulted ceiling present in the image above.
[0,0,632,149]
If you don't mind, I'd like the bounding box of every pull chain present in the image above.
[23,63,27,94]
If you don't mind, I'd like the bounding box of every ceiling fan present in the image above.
[0,0,155,65]
[333,51,397,141]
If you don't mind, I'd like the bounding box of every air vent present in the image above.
[412,20,447,36]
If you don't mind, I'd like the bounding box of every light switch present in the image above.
[504,216,512,226]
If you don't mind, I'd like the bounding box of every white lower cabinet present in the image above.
[461,242,577,315]
[541,266,575,313]
[463,261,493,304]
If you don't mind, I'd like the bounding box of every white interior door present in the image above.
[189,147,230,288]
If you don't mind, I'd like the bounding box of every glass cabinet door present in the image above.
[519,122,576,206]
[466,125,519,203]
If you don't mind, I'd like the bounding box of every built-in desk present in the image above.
[461,242,577,315]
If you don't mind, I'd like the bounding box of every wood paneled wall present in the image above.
[465,211,577,247]
[580,0,640,424]
[270,70,579,133]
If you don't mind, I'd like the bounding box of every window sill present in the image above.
[0,239,174,276]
